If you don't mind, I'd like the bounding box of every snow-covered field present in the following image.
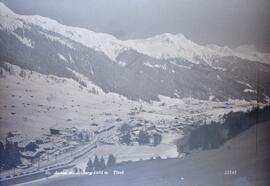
[74,144,178,171]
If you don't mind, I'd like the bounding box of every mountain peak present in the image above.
[143,32,188,43]
[0,2,14,16]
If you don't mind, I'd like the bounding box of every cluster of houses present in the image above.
[5,127,93,165]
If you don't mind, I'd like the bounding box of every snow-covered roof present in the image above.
[20,150,44,158]
[38,143,54,150]
[17,140,35,149]
[6,134,25,144]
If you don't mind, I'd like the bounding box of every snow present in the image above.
[237,80,253,88]
[23,122,270,186]
[11,32,34,48]
[117,61,126,67]
[1,3,269,182]
[144,62,167,70]
[66,68,104,95]
[0,2,269,65]
[57,53,67,62]
[0,63,264,178]
[209,95,215,101]
[169,60,192,70]
[0,3,26,31]
[127,33,203,64]
[38,31,74,49]
[74,144,178,170]
[235,45,270,65]
[244,89,256,93]
[22,14,126,61]
[0,63,259,143]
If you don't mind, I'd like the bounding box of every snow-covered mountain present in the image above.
[0,2,269,64]
[0,2,270,102]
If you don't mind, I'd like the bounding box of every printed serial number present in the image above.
[224,170,237,175]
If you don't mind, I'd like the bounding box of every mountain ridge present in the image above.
[0,2,269,65]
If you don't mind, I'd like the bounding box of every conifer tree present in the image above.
[100,156,106,170]
[0,141,4,168]
[93,155,100,171]
[107,154,116,168]
[153,133,162,146]
[85,158,94,172]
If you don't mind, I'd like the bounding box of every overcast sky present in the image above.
[1,0,270,48]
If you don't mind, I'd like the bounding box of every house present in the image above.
[81,131,90,142]
[39,143,54,151]
[65,127,78,134]
[69,141,79,147]
[64,133,73,141]
[34,136,50,144]
[20,149,44,160]
[17,140,38,152]
[50,128,61,135]
[6,134,24,144]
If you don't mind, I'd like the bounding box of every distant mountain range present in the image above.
[0,2,269,102]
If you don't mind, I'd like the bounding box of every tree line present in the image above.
[85,154,116,172]
[177,105,270,152]
[0,141,21,170]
